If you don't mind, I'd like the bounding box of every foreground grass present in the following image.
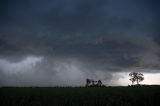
[0,85,160,106]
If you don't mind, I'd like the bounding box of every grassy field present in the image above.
[0,85,160,106]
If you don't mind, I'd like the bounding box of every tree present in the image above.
[85,78,104,87]
[86,78,91,87]
[86,78,93,87]
[129,72,144,85]
[97,80,102,86]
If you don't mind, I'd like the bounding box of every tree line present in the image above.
[85,72,144,87]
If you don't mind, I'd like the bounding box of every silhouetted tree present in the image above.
[97,80,102,86]
[86,78,92,87]
[129,72,144,85]
[85,78,104,87]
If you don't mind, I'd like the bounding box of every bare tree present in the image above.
[129,72,144,85]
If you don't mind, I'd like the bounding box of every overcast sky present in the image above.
[0,0,160,86]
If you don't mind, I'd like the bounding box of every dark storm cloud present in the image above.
[0,0,160,86]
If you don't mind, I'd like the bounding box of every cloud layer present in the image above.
[0,0,160,86]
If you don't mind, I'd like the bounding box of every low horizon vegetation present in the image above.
[0,85,160,106]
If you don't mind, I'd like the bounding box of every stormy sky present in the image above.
[0,0,160,86]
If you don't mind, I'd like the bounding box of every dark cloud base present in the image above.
[0,0,160,86]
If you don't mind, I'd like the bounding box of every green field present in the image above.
[0,85,160,106]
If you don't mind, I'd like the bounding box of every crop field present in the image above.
[0,85,160,106]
